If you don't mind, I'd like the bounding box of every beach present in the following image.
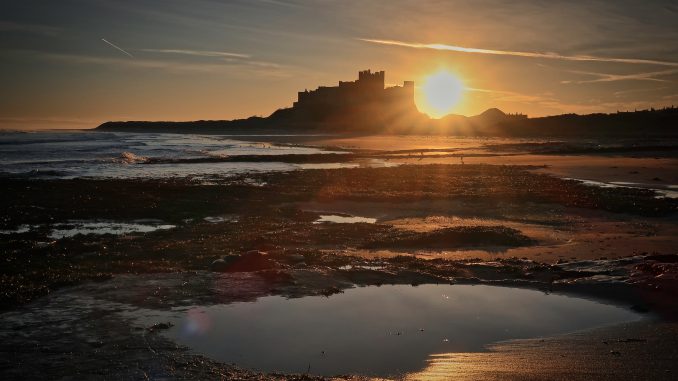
[1,131,677,379]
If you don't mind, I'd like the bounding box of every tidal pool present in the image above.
[314,214,377,224]
[565,177,678,199]
[0,224,32,235]
[163,284,642,378]
[49,220,176,239]
[203,215,239,224]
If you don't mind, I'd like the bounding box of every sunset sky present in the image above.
[1,0,677,129]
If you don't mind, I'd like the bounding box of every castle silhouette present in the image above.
[270,70,421,128]
[294,70,414,109]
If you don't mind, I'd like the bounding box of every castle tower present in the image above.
[358,69,385,91]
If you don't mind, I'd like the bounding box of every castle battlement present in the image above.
[293,70,413,109]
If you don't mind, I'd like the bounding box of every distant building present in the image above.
[293,69,414,111]
[269,69,421,129]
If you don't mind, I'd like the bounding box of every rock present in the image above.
[147,322,173,332]
[210,254,243,271]
[319,286,343,297]
[86,339,104,348]
[618,338,647,343]
[630,304,651,313]
[287,254,306,263]
[210,259,230,272]
[255,243,279,251]
[258,269,293,282]
[211,251,275,272]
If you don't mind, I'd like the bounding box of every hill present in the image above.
[96,107,678,138]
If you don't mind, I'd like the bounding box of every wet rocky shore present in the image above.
[1,164,677,379]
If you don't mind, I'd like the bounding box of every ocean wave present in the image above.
[0,169,72,179]
[203,149,231,159]
[118,152,149,163]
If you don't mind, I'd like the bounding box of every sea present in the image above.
[0,130,354,181]
[3,130,677,198]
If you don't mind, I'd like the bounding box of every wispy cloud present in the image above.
[95,41,287,73]
[101,38,134,58]
[17,50,292,77]
[0,21,62,36]
[139,49,250,59]
[257,0,306,8]
[46,52,216,72]
[561,69,678,84]
[466,87,552,104]
[138,48,284,70]
[613,86,669,98]
[359,38,678,67]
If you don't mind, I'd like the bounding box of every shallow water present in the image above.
[0,131,348,180]
[162,284,642,377]
[48,220,176,239]
[0,225,32,235]
[203,215,239,223]
[566,177,678,199]
[314,214,378,224]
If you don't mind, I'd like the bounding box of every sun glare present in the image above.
[417,70,464,118]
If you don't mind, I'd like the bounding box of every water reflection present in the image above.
[314,215,378,224]
[49,220,175,239]
[165,284,641,377]
[565,177,678,199]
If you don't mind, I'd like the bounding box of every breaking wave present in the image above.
[118,152,149,164]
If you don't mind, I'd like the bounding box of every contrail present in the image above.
[101,38,134,58]
[561,68,678,84]
[138,49,250,59]
[359,38,678,67]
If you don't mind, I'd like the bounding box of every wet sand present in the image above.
[306,134,678,191]
[403,321,678,381]
[397,155,678,193]
[1,156,677,379]
[299,200,678,262]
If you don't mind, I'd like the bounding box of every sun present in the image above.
[416,70,464,118]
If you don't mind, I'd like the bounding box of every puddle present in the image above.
[338,264,386,271]
[161,284,641,377]
[565,178,678,199]
[297,163,361,170]
[205,144,347,157]
[240,177,268,187]
[48,220,176,239]
[314,215,377,224]
[203,215,239,223]
[0,224,32,235]
[608,182,678,198]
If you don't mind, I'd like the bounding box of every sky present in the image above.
[1,0,677,129]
